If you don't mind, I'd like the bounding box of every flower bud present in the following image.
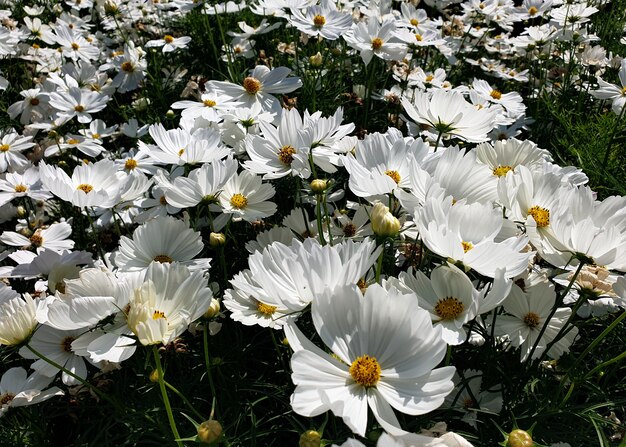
[16,206,27,218]
[370,202,400,238]
[104,0,119,15]
[166,109,175,119]
[299,430,321,447]
[197,419,222,444]
[506,429,534,447]
[204,298,221,319]
[209,232,226,247]
[309,52,323,67]
[309,179,328,194]
[149,369,160,383]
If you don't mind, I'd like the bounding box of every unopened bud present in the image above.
[309,52,323,67]
[299,430,321,447]
[204,298,221,319]
[166,109,175,119]
[370,202,400,238]
[16,206,27,218]
[197,419,222,444]
[149,369,160,383]
[209,232,226,247]
[506,429,534,447]
[309,179,328,194]
[104,0,119,14]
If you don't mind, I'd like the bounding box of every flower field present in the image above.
[0,0,626,445]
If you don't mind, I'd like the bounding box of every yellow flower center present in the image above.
[0,144,10,152]
[177,148,185,157]
[415,33,423,41]
[61,336,76,352]
[493,165,513,176]
[528,205,550,228]
[256,301,277,316]
[71,42,80,50]
[490,89,502,100]
[67,138,80,145]
[462,241,474,252]
[77,183,94,193]
[313,14,326,27]
[203,99,217,107]
[384,170,401,184]
[154,254,173,263]
[528,6,538,15]
[371,37,384,50]
[74,105,85,112]
[357,278,368,294]
[92,133,100,139]
[14,184,27,193]
[278,145,296,165]
[153,310,167,320]
[349,355,381,387]
[621,86,626,96]
[243,76,261,95]
[343,223,357,237]
[434,297,465,320]
[479,2,485,8]
[160,196,168,205]
[164,35,174,43]
[30,233,44,247]
[121,61,134,72]
[523,312,540,328]
[410,18,419,26]
[425,75,434,82]
[125,159,138,170]
[0,392,15,406]
[30,98,40,106]
[230,193,248,209]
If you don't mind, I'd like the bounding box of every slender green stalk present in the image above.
[152,346,183,447]
[25,344,124,413]
[528,261,585,362]
[375,240,385,283]
[203,322,218,415]
[315,194,327,246]
[164,380,205,421]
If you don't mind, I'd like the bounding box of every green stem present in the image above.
[164,380,205,421]
[85,208,107,262]
[375,240,385,283]
[528,260,585,362]
[315,193,327,246]
[203,322,218,415]
[26,344,124,413]
[434,129,444,152]
[321,193,333,246]
[152,346,183,447]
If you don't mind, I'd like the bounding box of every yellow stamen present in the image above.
[523,312,540,328]
[203,99,217,107]
[243,76,261,95]
[164,35,174,43]
[154,255,173,263]
[462,241,474,252]
[278,145,296,165]
[125,159,138,170]
[121,61,134,72]
[313,14,326,27]
[371,37,384,50]
[349,355,381,387]
[528,6,538,15]
[0,144,9,152]
[493,165,513,177]
[76,183,93,193]
[14,184,27,193]
[230,193,248,209]
[528,205,550,228]
[384,170,401,184]
[434,297,465,320]
[153,310,166,320]
[256,301,277,316]
[490,89,502,100]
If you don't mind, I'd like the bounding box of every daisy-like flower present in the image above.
[344,18,407,66]
[39,159,128,209]
[51,24,99,62]
[285,283,455,436]
[1,222,74,253]
[243,107,312,180]
[105,42,147,94]
[0,289,37,346]
[218,170,277,222]
[0,167,52,206]
[114,216,208,272]
[7,88,50,125]
[171,90,239,122]
[126,262,213,346]
[0,129,35,173]
[416,195,533,279]
[209,65,302,115]
[145,34,192,53]
[48,86,110,124]
[393,264,511,345]
[154,157,238,209]
[475,138,551,178]
[288,0,353,41]
[444,370,502,428]
[0,367,63,418]
[590,59,626,114]
[496,276,578,362]
[402,90,497,144]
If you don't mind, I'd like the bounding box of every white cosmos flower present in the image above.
[344,18,408,66]
[1,221,74,254]
[218,170,277,222]
[402,90,497,143]
[114,216,207,272]
[289,0,353,41]
[126,262,213,346]
[475,138,551,178]
[377,431,476,446]
[39,159,129,209]
[416,195,533,279]
[393,264,511,345]
[145,34,192,52]
[0,129,35,173]
[496,276,578,362]
[48,86,109,124]
[285,284,455,436]
[209,65,302,115]
[0,367,63,418]
[0,289,37,346]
